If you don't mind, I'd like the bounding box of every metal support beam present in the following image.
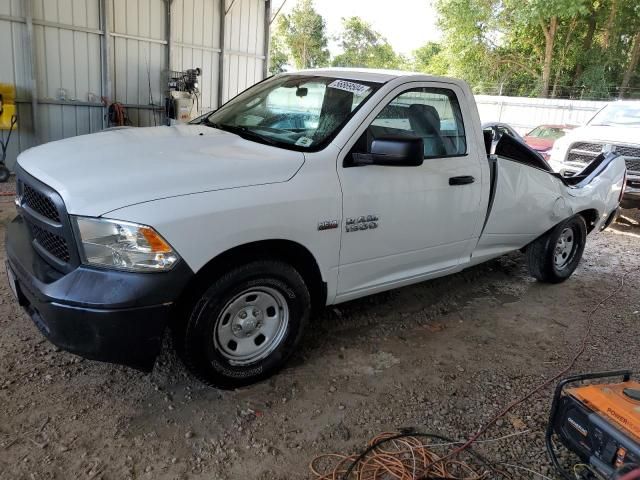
[23,0,39,142]
[225,0,238,15]
[226,49,265,60]
[263,0,271,78]
[270,0,286,24]
[0,14,25,23]
[110,32,168,45]
[174,42,222,53]
[33,19,103,35]
[217,0,226,108]
[15,99,163,110]
[99,0,113,128]
[165,0,173,71]
[0,13,104,35]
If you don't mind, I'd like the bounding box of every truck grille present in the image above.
[627,159,640,172]
[567,152,596,164]
[617,145,640,159]
[31,224,71,262]
[566,142,640,173]
[16,169,78,272]
[571,142,603,153]
[23,182,61,222]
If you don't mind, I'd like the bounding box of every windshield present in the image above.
[527,126,570,139]
[589,103,640,127]
[195,75,380,150]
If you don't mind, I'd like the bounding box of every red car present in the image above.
[524,124,575,160]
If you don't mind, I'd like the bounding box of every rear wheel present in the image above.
[526,215,587,283]
[176,260,310,388]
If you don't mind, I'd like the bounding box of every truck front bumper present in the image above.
[5,215,193,371]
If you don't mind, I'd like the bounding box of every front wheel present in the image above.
[176,260,311,388]
[526,215,587,283]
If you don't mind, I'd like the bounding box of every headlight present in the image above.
[72,216,179,272]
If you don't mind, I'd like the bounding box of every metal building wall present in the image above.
[170,0,269,112]
[31,0,104,144]
[109,0,167,127]
[0,0,270,170]
[221,0,267,102]
[171,0,222,112]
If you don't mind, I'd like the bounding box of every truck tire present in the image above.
[177,260,311,389]
[526,214,587,283]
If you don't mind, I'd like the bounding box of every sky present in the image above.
[276,0,442,56]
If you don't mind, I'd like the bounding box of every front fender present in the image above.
[105,174,342,304]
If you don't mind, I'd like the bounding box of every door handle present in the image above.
[449,175,475,186]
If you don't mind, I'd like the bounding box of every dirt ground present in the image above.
[0,192,639,480]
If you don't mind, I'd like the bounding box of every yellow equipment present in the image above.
[0,83,18,130]
[0,83,18,182]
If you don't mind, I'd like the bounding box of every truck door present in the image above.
[336,83,486,301]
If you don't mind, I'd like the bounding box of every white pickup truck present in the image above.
[548,100,640,209]
[5,69,626,388]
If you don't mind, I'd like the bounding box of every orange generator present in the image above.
[547,371,640,479]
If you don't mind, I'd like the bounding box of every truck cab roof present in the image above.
[289,67,468,88]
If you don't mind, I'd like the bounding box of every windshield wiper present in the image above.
[202,121,278,146]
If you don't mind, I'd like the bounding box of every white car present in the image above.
[548,100,640,209]
[5,69,626,388]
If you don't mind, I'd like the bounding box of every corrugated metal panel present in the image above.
[110,0,166,127]
[171,0,221,112]
[223,0,265,103]
[31,0,103,143]
[2,0,268,169]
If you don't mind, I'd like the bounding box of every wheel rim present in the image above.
[554,227,576,269]
[213,286,289,366]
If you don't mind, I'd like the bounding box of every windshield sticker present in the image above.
[328,80,370,96]
[295,136,313,147]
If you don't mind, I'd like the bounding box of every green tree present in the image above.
[506,0,589,97]
[412,42,443,72]
[269,28,289,74]
[434,0,501,90]
[332,17,405,69]
[617,0,640,97]
[551,0,640,98]
[277,0,329,69]
[433,0,640,98]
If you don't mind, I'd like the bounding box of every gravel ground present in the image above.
[0,176,14,195]
[0,195,638,480]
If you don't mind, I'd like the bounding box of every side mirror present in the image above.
[352,135,424,167]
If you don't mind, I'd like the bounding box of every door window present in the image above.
[367,88,467,158]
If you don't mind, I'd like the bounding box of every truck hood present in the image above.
[17,125,305,216]
[524,136,554,152]
[562,125,640,146]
